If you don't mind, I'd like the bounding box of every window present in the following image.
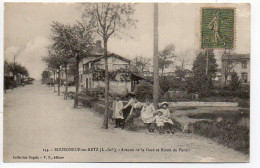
[241,61,247,69]
[241,73,248,83]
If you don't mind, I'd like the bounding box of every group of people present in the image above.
[112,93,175,134]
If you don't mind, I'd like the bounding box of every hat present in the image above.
[160,102,169,107]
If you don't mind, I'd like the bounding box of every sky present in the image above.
[4,3,250,79]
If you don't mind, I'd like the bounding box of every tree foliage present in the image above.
[159,43,175,75]
[81,3,137,128]
[42,21,94,104]
[133,55,151,73]
[41,70,51,83]
[81,3,137,40]
[175,66,191,81]
[230,71,241,90]
[5,61,29,77]
[190,50,218,93]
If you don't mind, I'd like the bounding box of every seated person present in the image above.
[153,111,165,134]
[157,102,175,134]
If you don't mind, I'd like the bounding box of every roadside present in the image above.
[4,81,249,162]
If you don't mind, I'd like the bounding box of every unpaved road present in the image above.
[3,81,249,162]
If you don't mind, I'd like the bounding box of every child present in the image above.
[153,111,165,134]
[141,100,155,132]
[159,102,175,134]
[112,97,124,128]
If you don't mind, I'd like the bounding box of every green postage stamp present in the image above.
[201,8,235,49]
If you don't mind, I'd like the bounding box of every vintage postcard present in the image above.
[3,2,250,162]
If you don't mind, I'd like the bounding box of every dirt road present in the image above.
[3,81,249,162]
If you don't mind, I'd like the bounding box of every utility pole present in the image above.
[153,3,159,109]
[206,49,208,76]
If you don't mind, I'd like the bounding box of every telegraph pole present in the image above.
[206,49,208,75]
[153,3,159,109]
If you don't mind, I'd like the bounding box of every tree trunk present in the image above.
[161,68,164,77]
[58,68,61,96]
[64,64,68,100]
[74,58,80,108]
[102,38,109,129]
[53,70,56,92]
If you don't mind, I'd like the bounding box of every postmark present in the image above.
[201,7,235,49]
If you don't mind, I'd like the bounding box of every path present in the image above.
[3,81,249,162]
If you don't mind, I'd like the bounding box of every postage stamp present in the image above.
[201,8,235,49]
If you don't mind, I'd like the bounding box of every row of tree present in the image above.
[42,3,137,129]
[4,61,31,91]
[133,48,219,94]
[133,43,193,81]
[4,61,29,79]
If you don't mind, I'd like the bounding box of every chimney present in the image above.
[96,40,102,48]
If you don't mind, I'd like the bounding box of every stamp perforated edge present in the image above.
[200,7,236,50]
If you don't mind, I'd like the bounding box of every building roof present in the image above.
[86,53,131,64]
[222,54,250,60]
[83,40,131,64]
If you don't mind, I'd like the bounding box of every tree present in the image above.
[42,50,61,93]
[230,71,241,90]
[191,50,218,93]
[7,62,29,85]
[50,22,74,99]
[41,70,51,83]
[49,21,93,104]
[159,43,175,76]
[176,50,192,70]
[223,60,238,86]
[175,66,191,81]
[81,3,137,129]
[4,61,10,74]
[133,55,151,73]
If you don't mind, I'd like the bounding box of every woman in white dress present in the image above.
[140,100,156,132]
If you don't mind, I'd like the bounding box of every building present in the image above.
[60,65,75,84]
[221,54,250,85]
[79,40,132,95]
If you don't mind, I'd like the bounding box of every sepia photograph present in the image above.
[3,2,250,163]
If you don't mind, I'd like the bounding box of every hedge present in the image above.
[188,120,249,154]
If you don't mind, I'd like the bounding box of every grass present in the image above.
[187,109,250,154]
[174,106,197,111]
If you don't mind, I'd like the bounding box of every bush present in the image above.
[238,100,250,108]
[188,120,249,154]
[230,72,242,90]
[208,89,250,99]
[134,81,163,101]
[198,90,210,98]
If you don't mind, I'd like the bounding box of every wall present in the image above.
[221,58,250,84]
[94,57,129,71]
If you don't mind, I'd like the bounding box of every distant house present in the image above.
[60,65,75,83]
[221,54,250,85]
[79,40,132,95]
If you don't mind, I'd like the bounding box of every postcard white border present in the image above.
[0,0,259,168]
